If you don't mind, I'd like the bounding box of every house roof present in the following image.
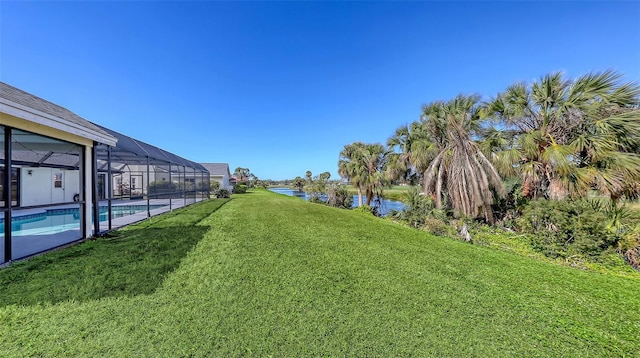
[200,163,231,176]
[0,82,117,146]
[95,124,209,173]
[1,82,207,174]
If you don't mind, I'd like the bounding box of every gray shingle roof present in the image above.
[1,82,207,173]
[200,163,230,176]
[95,124,209,172]
[0,81,112,139]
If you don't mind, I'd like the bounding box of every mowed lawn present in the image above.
[1,190,639,356]
[344,184,412,202]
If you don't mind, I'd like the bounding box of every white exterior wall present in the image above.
[211,174,232,190]
[110,164,172,196]
[20,167,80,206]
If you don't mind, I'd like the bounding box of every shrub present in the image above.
[210,181,220,192]
[353,205,377,216]
[148,180,177,198]
[616,223,640,270]
[515,199,619,259]
[215,188,231,199]
[308,195,325,204]
[234,184,248,194]
[423,217,456,237]
[393,187,440,228]
[326,183,353,209]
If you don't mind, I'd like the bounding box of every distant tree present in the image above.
[248,173,259,188]
[339,142,366,206]
[234,167,251,184]
[292,176,305,191]
[338,142,388,207]
[306,171,332,202]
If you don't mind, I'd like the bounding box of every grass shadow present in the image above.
[0,199,230,307]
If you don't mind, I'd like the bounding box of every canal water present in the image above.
[269,188,405,216]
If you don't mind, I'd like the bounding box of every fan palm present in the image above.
[338,142,366,206]
[386,122,436,185]
[420,95,505,223]
[489,70,640,200]
[338,142,388,207]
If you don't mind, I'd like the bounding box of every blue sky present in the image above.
[2,1,639,180]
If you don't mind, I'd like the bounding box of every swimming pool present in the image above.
[0,205,166,236]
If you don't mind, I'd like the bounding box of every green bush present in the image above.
[234,184,248,194]
[308,195,325,204]
[516,199,619,259]
[148,180,176,192]
[392,187,442,229]
[353,205,376,216]
[326,183,353,209]
[423,217,456,237]
[210,181,220,192]
[148,180,177,198]
[215,188,231,199]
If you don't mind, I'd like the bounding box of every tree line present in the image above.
[338,70,640,269]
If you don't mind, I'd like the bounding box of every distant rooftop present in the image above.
[200,163,230,176]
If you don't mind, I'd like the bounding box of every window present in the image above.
[54,173,63,188]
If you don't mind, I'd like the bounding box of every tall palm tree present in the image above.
[421,94,505,223]
[338,142,366,206]
[386,122,435,186]
[359,143,388,206]
[338,142,388,207]
[488,70,640,200]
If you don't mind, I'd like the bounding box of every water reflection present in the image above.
[269,188,405,216]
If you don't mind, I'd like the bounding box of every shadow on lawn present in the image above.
[0,199,230,307]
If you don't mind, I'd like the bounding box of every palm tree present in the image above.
[248,173,258,188]
[338,142,366,206]
[420,94,505,223]
[488,70,640,200]
[359,143,388,206]
[234,167,251,184]
[292,176,305,191]
[338,142,388,207]
[386,122,435,186]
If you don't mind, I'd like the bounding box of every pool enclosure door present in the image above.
[51,172,64,203]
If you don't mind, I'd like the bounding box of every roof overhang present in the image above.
[0,97,118,146]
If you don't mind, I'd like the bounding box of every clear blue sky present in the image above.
[2,1,639,180]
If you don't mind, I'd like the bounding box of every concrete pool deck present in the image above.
[2,197,206,261]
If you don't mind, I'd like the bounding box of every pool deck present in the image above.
[2,197,205,261]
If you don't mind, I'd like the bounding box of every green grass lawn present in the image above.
[345,184,412,202]
[1,190,639,356]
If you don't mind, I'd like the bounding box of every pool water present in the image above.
[1,205,166,236]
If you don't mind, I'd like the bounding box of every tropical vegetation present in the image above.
[338,70,640,270]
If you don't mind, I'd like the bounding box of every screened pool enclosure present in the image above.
[1,82,209,264]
